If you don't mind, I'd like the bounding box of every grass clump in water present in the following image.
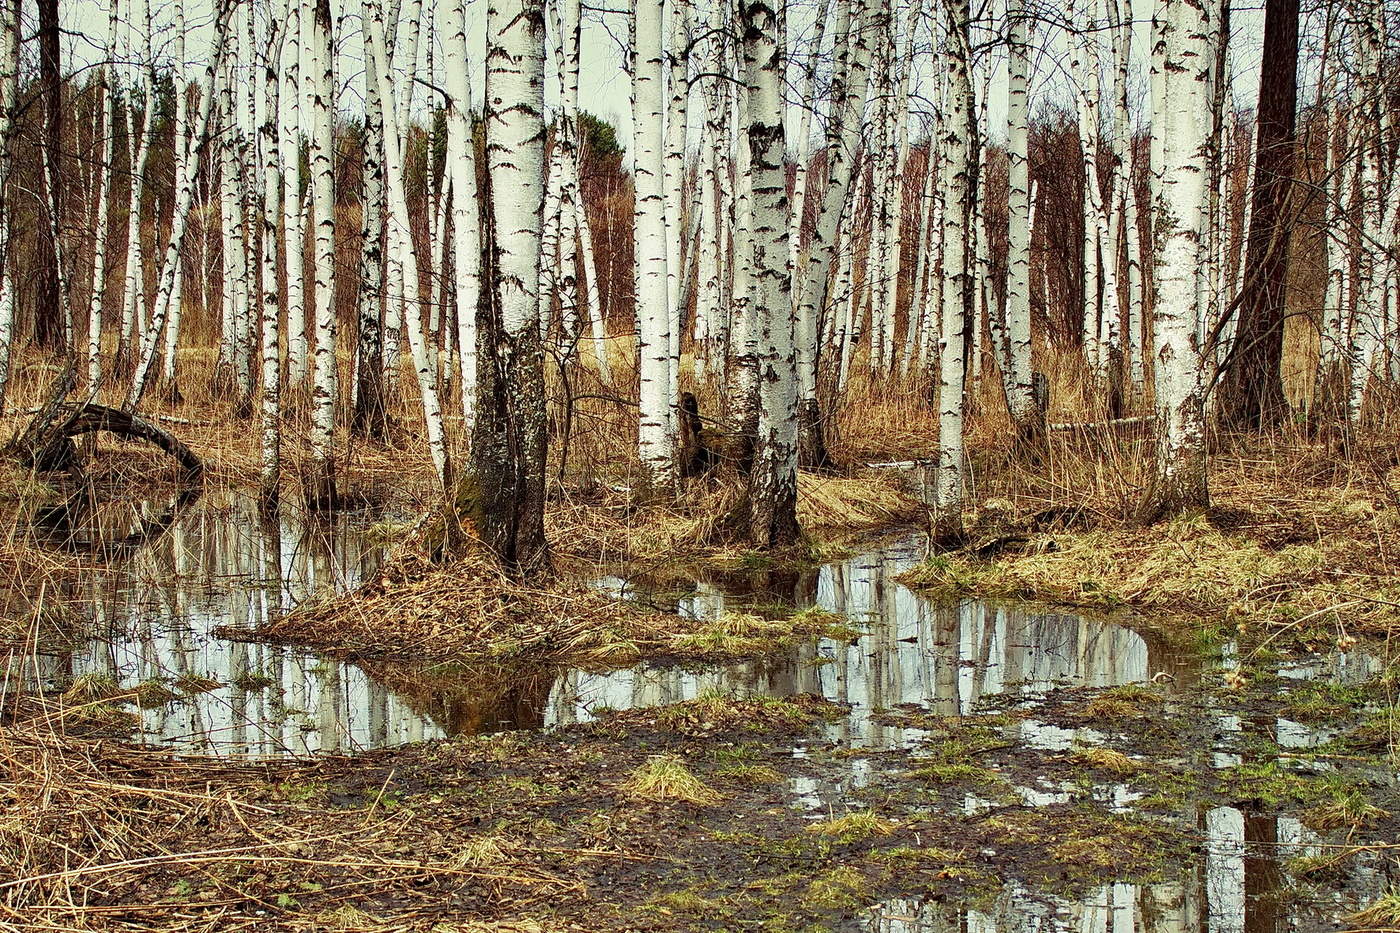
[1071,746,1144,775]
[623,755,722,806]
[61,672,121,704]
[806,810,896,842]
[1347,887,1400,929]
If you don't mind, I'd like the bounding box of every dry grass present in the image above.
[620,754,722,806]
[238,547,670,668]
[898,446,1400,643]
[0,717,578,931]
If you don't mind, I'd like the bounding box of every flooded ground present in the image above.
[4,491,1397,931]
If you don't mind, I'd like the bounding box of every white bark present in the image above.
[444,0,480,427]
[258,14,285,504]
[127,5,231,407]
[933,0,975,535]
[796,0,873,436]
[161,0,193,391]
[1003,0,1037,429]
[742,0,797,543]
[367,0,451,486]
[308,0,339,493]
[633,0,675,490]
[282,0,309,387]
[1147,0,1212,507]
[0,0,18,408]
[87,3,118,389]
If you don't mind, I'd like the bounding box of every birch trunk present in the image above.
[353,14,390,440]
[633,0,675,493]
[366,0,451,488]
[795,0,872,464]
[1142,0,1213,518]
[160,0,192,397]
[307,0,339,506]
[282,0,309,389]
[127,3,232,408]
[445,0,481,428]
[932,0,976,544]
[1003,0,1042,445]
[470,0,550,576]
[258,16,285,509]
[742,0,797,546]
[0,0,18,409]
[87,4,119,389]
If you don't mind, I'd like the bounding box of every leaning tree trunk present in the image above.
[366,0,452,490]
[794,0,873,467]
[1217,0,1297,431]
[127,4,231,409]
[467,0,550,578]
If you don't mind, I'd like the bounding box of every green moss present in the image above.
[804,866,868,911]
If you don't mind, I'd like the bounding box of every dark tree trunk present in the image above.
[1218,0,1298,432]
[35,0,64,350]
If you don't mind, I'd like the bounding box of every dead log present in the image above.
[8,400,203,486]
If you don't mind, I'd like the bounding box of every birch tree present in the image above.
[1002,0,1042,446]
[743,0,797,545]
[1142,0,1213,518]
[444,0,481,428]
[795,0,872,465]
[307,0,339,507]
[0,0,18,409]
[258,14,285,508]
[366,0,452,489]
[633,0,676,494]
[932,0,976,544]
[469,0,550,576]
[86,3,119,389]
[127,5,232,408]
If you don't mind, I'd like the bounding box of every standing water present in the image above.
[3,491,1391,931]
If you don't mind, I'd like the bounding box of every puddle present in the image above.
[5,498,1202,758]
[4,492,1393,929]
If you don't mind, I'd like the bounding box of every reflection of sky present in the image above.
[551,539,1158,750]
[12,496,444,757]
[863,807,1374,933]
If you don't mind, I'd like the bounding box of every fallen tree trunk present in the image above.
[8,398,204,486]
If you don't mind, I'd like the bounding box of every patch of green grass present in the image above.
[804,866,867,911]
[231,669,276,690]
[275,781,328,804]
[1304,777,1390,830]
[1348,887,1400,929]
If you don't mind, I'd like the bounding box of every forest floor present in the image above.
[2,401,1399,931]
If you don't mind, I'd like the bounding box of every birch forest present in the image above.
[5,0,1400,925]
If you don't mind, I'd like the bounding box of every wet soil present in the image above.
[3,491,1397,931]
